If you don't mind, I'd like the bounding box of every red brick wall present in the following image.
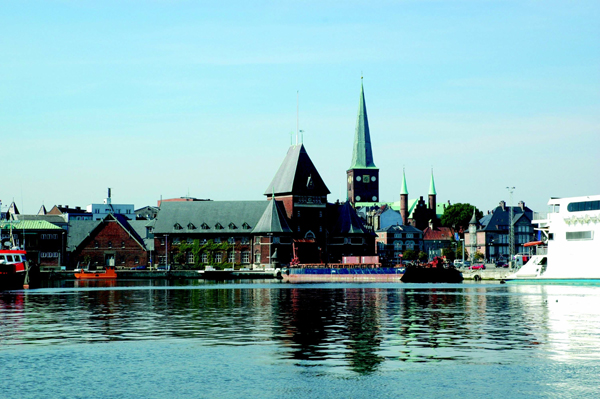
[72,220,148,268]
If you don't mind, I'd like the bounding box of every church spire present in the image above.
[400,168,408,195]
[428,169,437,195]
[350,78,376,169]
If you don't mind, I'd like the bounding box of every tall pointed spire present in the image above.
[400,168,409,195]
[350,78,376,169]
[428,169,437,195]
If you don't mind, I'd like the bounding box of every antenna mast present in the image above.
[296,91,299,145]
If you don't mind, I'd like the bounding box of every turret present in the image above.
[400,168,408,225]
[428,169,437,213]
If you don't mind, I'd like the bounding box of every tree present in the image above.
[441,203,483,232]
[402,249,417,261]
[474,251,485,261]
[418,251,428,262]
[442,248,456,262]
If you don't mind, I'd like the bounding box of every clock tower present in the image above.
[347,79,379,205]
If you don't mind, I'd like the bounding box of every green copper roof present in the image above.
[350,80,376,169]
[429,170,437,195]
[400,169,408,195]
[0,220,63,230]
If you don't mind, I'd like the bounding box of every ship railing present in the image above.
[532,212,548,222]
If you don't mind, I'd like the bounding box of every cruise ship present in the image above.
[506,195,600,281]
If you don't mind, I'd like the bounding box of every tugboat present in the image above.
[0,247,30,290]
[75,266,117,280]
[401,256,463,283]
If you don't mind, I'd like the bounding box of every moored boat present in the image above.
[401,257,463,283]
[74,266,117,280]
[281,263,405,283]
[506,195,600,281]
[0,248,29,290]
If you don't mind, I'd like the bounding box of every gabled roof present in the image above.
[252,199,292,234]
[376,224,423,234]
[423,226,453,241]
[264,144,330,196]
[38,205,47,215]
[479,204,534,231]
[67,214,146,252]
[8,202,19,216]
[153,201,269,234]
[331,201,370,235]
[350,80,376,169]
[12,214,68,225]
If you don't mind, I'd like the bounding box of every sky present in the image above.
[2,0,599,215]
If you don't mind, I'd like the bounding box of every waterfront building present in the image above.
[0,219,66,267]
[67,214,152,269]
[375,224,424,266]
[134,205,159,220]
[464,200,536,262]
[422,220,454,260]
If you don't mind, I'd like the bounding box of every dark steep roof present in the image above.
[479,205,533,231]
[67,220,102,251]
[264,144,330,196]
[153,201,269,234]
[329,202,371,236]
[252,199,292,234]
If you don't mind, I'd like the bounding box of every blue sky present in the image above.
[2,0,599,214]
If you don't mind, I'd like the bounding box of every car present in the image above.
[156,265,169,271]
[470,264,486,270]
[131,265,147,270]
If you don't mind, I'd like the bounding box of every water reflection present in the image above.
[2,282,600,374]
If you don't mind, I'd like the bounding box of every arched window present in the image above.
[305,231,315,239]
[394,240,403,250]
[405,240,415,250]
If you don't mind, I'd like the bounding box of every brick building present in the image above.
[67,214,151,269]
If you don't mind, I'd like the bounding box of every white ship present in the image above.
[507,195,600,281]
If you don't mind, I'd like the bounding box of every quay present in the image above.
[460,264,511,281]
[38,269,280,280]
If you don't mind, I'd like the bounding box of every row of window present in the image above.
[566,231,593,240]
[174,222,253,231]
[393,233,415,239]
[567,201,600,213]
[94,241,126,249]
[41,234,59,240]
[162,251,253,265]
[41,252,59,258]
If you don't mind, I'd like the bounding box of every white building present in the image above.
[86,189,134,220]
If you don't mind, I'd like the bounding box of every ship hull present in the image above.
[281,267,405,283]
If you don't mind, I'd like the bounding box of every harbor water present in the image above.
[2,279,600,398]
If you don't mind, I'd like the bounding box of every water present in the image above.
[2,279,600,398]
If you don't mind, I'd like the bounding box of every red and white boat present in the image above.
[0,248,29,290]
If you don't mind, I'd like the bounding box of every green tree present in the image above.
[441,203,483,232]
[442,248,456,262]
[418,251,428,262]
[474,251,485,261]
[402,249,417,261]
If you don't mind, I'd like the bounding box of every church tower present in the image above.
[347,78,379,205]
[428,169,437,214]
[400,168,409,225]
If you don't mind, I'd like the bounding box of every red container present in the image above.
[342,256,361,264]
[361,256,379,264]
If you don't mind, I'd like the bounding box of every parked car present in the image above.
[131,265,147,270]
[156,265,170,271]
[470,264,486,270]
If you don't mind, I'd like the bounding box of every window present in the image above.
[273,237,280,244]
[95,241,99,248]
[201,223,210,230]
[187,238,194,244]
[242,251,250,264]
[297,210,301,217]
[215,223,223,230]
[319,211,322,218]
[254,251,261,263]
[188,223,196,230]
[394,241,403,250]
[568,201,600,212]
[305,231,315,239]
[173,237,181,244]
[229,223,237,230]
[108,241,112,249]
[215,253,223,263]
[121,241,125,248]
[158,255,166,265]
[201,253,208,263]
[241,236,250,244]
[228,237,235,244]
[377,242,385,250]
[566,231,593,240]
[187,252,194,264]
[134,256,139,264]
[214,237,221,243]
[242,222,251,230]
[394,233,402,238]
[228,251,235,263]
[405,240,415,250]
[406,233,413,238]
[174,223,183,230]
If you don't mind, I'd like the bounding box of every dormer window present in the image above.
[174,223,183,230]
[242,222,251,230]
[201,223,210,230]
[215,223,223,230]
[229,223,237,230]
[187,223,196,230]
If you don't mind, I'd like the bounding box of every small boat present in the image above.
[0,248,29,290]
[74,266,117,280]
[401,256,463,283]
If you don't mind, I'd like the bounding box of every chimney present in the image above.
[499,200,506,211]
[518,201,525,211]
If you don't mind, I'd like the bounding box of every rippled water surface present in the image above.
[2,279,600,398]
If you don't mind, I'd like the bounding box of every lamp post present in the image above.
[460,238,465,265]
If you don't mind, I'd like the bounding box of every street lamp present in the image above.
[506,187,515,268]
